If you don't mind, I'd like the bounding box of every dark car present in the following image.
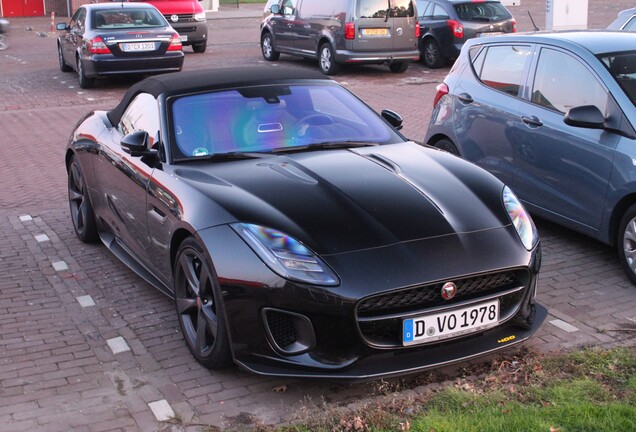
[424,31,636,283]
[260,0,420,75]
[607,7,636,31]
[56,2,184,89]
[65,67,545,379]
[417,0,516,68]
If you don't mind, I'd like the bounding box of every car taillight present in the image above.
[415,22,420,38]
[167,34,182,51]
[88,36,110,54]
[433,83,449,107]
[511,18,517,33]
[345,22,355,40]
[446,20,464,39]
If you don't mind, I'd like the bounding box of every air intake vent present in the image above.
[262,308,316,355]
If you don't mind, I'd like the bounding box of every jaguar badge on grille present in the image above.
[441,282,457,300]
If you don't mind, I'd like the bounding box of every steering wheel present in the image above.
[292,113,335,137]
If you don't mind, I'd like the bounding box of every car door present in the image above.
[452,43,533,187]
[389,0,417,51]
[61,7,86,66]
[511,46,618,231]
[289,0,316,55]
[93,93,159,266]
[271,0,301,52]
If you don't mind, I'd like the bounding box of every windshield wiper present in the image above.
[270,141,379,154]
[175,152,269,162]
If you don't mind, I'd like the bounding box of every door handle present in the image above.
[521,115,543,127]
[149,207,167,224]
[457,93,473,104]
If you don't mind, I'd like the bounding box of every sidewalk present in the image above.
[205,3,265,20]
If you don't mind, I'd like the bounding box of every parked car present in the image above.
[424,31,636,283]
[65,67,545,378]
[416,0,516,68]
[260,0,420,75]
[607,7,636,31]
[56,2,183,89]
[138,0,208,53]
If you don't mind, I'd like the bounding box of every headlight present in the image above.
[231,223,339,286]
[503,186,538,250]
[194,12,206,22]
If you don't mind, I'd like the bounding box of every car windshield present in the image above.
[454,1,511,22]
[170,83,402,159]
[600,51,636,106]
[92,9,167,30]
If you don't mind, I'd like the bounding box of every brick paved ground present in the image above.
[1,1,635,431]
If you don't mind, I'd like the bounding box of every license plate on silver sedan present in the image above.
[403,300,499,346]
[121,42,157,52]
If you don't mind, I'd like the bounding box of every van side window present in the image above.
[532,48,608,114]
[473,45,531,97]
[281,0,297,16]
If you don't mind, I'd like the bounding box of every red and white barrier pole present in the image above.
[51,12,55,33]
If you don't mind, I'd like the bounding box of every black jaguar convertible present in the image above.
[65,67,545,379]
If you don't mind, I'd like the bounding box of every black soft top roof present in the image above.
[107,67,331,126]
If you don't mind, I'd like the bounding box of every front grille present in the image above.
[174,26,197,34]
[356,270,528,347]
[358,271,518,316]
[265,310,297,349]
[163,13,195,23]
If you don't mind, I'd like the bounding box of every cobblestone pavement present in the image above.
[1,1,635,431]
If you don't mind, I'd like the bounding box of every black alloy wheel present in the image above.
[261,32,280,61]
[174,238,231,368]
[58,43,71,72]
[422,38,444,69]
[68,156,98,243]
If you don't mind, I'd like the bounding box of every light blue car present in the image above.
[424,31,636,283]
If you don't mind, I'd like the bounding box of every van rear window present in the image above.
[357,0,415,18]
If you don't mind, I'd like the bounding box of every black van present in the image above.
[260,0,420,74]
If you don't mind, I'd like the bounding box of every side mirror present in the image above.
[381,109,403,130]
[270,5,280,14]
[564,105,605,129]
[56,23,69,31]
[121,131,156,157]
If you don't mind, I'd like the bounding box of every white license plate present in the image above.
[403,299,499,346]
[122,42,157,52]
[180,35,188,42]
[479,31,503,37]
[361,28,389,36]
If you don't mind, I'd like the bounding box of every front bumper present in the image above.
[199,224,543,380]
[170,21,207,45]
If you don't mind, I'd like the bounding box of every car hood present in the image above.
[176,142,510,255]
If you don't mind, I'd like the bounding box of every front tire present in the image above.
[389,62,409,73]
[617,204,636,284]
[318,42,339,75]
[422,38,445,69]
[68,155,98,243]
[433,138,460,156]
[261,32,279,61]
[174,238,231,368]
[192,42,207,53]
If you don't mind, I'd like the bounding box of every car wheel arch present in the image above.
[170,228,197,275]
[428,134,460,155]
[609,193,636,247]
